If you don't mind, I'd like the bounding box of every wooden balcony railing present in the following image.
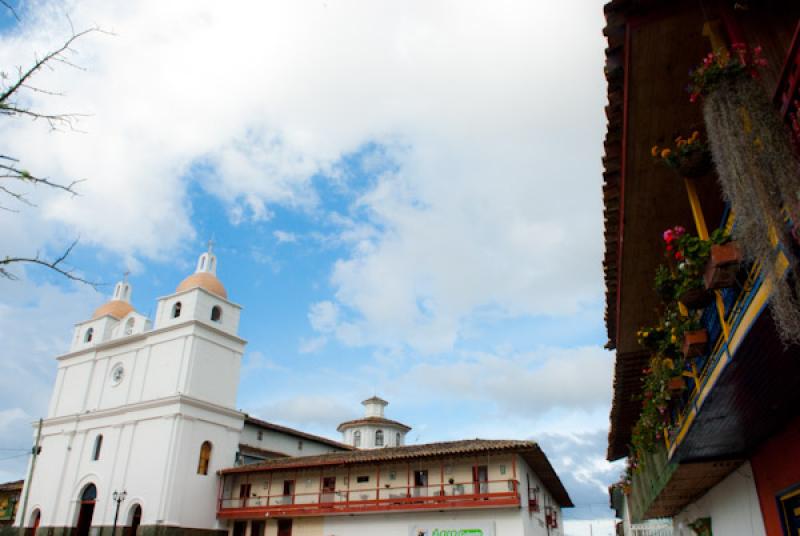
[218,479,520,518]
[627,445,676,523]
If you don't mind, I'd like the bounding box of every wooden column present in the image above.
[375,464,380,504]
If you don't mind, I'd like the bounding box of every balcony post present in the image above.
[267,473,272,507]
[406,463,411,498]
[440,459,445,497]
[511,455,517,483]
[217,472,224,512]
[346,465,351,503]
[684,177,732,339]
[375,464,380,504]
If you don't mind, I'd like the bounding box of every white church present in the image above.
[14,248,571,536]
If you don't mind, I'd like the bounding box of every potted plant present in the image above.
[691,43,800,343]
[651,130,713,178]
[663,226,713,309]
[668,376,687,393]
[682,328,709,358]
[704,239,742,289]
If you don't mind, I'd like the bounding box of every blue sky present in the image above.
[0,0,619,526]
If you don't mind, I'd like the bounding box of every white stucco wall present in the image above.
[240,424,345,457]
[155,288,241,337]
[341,424,406,449]
[672,461,766,536]
[48,321,245,419]
[20,398,244,530]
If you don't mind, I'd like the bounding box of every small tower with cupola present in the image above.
[71,276,151,351]
[337,397,411,449]
[154,242,241,336]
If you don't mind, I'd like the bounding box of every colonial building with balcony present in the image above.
[12,245,572,536]
[600,1,800,535]
[217,439,572,536]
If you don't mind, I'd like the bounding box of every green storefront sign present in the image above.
[410,523,493,536]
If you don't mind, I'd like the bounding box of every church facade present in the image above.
[13,248,571,536]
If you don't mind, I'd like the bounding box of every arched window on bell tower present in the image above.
[197,441,212,475]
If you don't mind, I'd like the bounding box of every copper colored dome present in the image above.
[92,300,135,320]
[176,272,227,299]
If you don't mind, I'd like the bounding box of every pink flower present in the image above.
[674,225,686,236]
[663,229,673,242]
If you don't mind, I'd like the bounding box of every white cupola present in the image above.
[154,242,241,335]
[337,397,412,449]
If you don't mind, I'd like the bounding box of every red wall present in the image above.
[750,415,800,536]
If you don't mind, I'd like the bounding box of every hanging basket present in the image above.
[682,329,709,358]
[678,286,713,309]
[676,149,714,178]
[703,76,800,343]
[704,242,742,289]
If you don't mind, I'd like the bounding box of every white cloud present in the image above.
[402,345,613,412]
[298,336,327,354]
[253,395,355,432]
[1,0,606,354]
[273,230,298,244]
[308,300,339,333]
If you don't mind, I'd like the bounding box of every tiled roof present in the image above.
[239,443,291,459]
[336,416,411,432]
[0,480,23,492]
[244,416,355,451]
[220,439,573,508]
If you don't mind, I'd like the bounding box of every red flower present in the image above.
[675,251,684,260]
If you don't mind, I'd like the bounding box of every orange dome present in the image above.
[93,300,135,320]
[176,272,227,299]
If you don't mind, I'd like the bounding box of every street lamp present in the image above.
[111,490,127,536]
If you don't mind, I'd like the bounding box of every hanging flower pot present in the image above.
[682,329,709,358]
[678,286,712,309]
[704,241,742,289]
[652,131,713,178]
[677,148,714,178]
[668,376,687,393]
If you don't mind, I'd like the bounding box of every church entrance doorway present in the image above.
[75,484,97,536]
[126,504,142,536]
[277,519,292,536]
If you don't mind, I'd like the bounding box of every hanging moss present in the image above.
[703,77,800,344]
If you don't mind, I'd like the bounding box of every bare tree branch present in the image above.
[0,24,109,287]
[0,27,99,104]
[0,239,99,286]
[0,0,19,21]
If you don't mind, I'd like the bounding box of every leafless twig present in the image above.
[0,0,19,21]
[0,239,99,286]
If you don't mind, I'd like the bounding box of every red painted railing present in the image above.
[218,479,520,518]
